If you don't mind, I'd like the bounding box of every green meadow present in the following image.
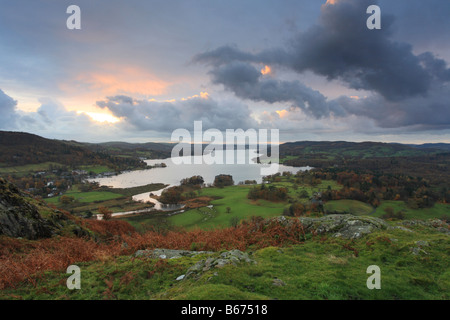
[169,185,287,230]
[44,183,166,215]
[373,200,450,220]
[79,165,112,174]
[0,162,63,176]
[46,190,123,204]
[324,199,374,215]
[167,179,344,230]
[322,199,448,220]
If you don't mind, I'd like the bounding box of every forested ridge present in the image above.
[0,131,147,171]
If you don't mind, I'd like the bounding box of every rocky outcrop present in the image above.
[134,248,214,259]
[184,249,255,278]
[296,214,388,239]
[288,214,449,239]
[133,248,256,281]
[0,178,91,240]
[0,178,57,239]
[401,219,450,235]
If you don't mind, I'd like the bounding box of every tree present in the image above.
[159,186,184,204]
[98,206,112,220]
[180,175,204,186]
[247,184,288,202]
[214,174,234,188]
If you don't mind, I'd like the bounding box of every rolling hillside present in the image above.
[0,131,166,171]
[279,140,446,159]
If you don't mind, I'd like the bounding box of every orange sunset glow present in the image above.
[261,65,272,75]
[276,109,288,118]
[76,66,170,96]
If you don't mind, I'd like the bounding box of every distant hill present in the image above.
[2,131,448,171]
[279,140,450,185]
[92,141,173,152]
[279,140,441,159]
[0,131,148,170]
[408,143,450,151]
[82,141,173,159]
[0,131,93,166]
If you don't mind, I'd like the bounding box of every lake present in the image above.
[90,149,311,204]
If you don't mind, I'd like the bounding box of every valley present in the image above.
[0,131,449,300]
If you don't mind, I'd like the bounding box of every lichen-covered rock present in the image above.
[184,249,256,279]
[415,240,429,247]
[272,278,286,287]
[134,248,213,259]
[410,240,431,256]
[297,214,388,239]
[390,226,414,233]
[401,219,450,235]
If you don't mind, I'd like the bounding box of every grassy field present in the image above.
[324,199,449,220]
[0,162,63,176]
[324,199,375,215]
[168,185,287,230]
[1,222,447,300]
[107,183,167,197]
[279,155,298,164]
[79,165,111,174]
[0,163,115,176]
[121,184,290,231]
[45,183,166,215]
[373,201,450,220]
[46,190,123,204]
[269,179,341,201]
[45,184,123,204]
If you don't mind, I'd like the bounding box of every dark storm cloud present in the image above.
[97,94,257,132]
[285,0,439,101]
[336,84,450,130]
[193,46,259,67]
[418,52,450,82]
[208,61,342,118]
[194,0,450,131]
[193,45,291,70]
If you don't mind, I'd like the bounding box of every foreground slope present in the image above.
[0,211,448,300]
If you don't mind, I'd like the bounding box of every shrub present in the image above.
[159,186,184,204]
[98,206,113,220]
[247,185,288,202]
[180,175,204,186]
[213,174,234,188]
[381,207,406,220]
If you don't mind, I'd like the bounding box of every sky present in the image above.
[1,0,450,144]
